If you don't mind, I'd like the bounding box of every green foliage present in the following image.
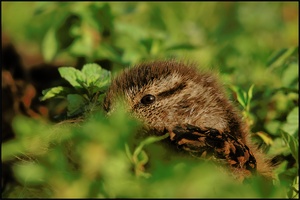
[1,109,288,198]
[2,2,299,198]
[125,132,170,178]
[281,107,299,137]
[229,84,255,126]
[41,63,111,117]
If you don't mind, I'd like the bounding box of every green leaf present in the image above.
[282,63,299,88]
[67,94,87,117]
[247,84,254,105]
[2,140,25,161]
[265,120,281,136]
[81,63,111,91]
[267,48,288,67]
[140,38,154,54]
[6,116,52,159]
[40,86,74,101]
[68,37,89,57]
[58,67,86,88]
[240,92,247,108]
[13,163,46,185]
[67,21,96,58]
[246,84,254,111]
[255,131,273,146]
[267,47,298,68]
[230,85,247,108]
[150,39,162,56]
[92,74,111,93]
[97,93,106,104]
[287,107,299,124]
[42,27,58,62]
[125,143,133,163]
[81,63,103,85]
[12,115,42,137]
[291,176,299,198]
[281,107,299,136]
[95,43,124,64]
[267,137,290,156]
[281,130,298,166]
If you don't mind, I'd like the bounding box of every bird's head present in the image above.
[103,60,275,182]
[103,60,235,134]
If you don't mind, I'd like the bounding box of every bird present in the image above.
[103,60,275,182]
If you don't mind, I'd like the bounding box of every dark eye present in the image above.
[141,94,156,105]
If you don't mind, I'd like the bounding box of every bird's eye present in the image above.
[141,94,156,105]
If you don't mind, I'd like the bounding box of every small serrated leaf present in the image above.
[81,63,111,94]
[58,67,85,88]
[82,63,102,83]
[40,86,73,101]
[82,63,111,86]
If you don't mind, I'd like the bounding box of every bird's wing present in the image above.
[169,124,257,179]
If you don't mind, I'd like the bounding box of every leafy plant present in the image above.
[40,63,111,118]
[1,108,288,198]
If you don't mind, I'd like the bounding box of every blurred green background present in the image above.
[1,2,298,198]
